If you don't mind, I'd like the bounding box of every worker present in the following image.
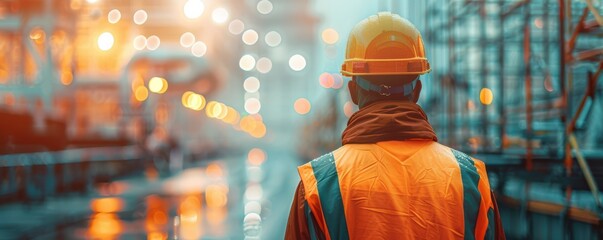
[285,12,505,239]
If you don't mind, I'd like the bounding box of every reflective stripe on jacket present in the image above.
[297,141,498,240]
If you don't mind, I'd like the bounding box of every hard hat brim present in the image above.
[341,58,431,77]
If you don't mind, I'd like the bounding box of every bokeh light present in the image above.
[212,8,229,24]
[191,41,207,57]
[133,35,146,50]
[183,0,204,19]
[242,29,259,45]
[332,73,344,89]
[256,57,272,74]
[180,32,196,48]
[319,72,334,88]
[146,35,160,50]
[97,32,114,51]
[107,9,121,24]
[239,55,256,71]
[133,10,148,25]
[289,54,306,71]
[148,77,168,94]
[228,19,245,35]
[245,201,262,215]
[60,70,73,85]
[29,28,45,44]
[182,91,194,107]
[534,17,544,29]
[294,98,311,115]
[206,184,228,208]
[344,101,356,118]
[321,28,339,45]
[244,77,260,93]
[245,98,261,114]
[264,31,281,47]
[257,0,273,15]
[205,101,218,117]
[250,123,266,138]
[183,92,206,111]
[91,197,124,213]
[223,107,240,124]
[544,74,554,92]
[480,88,494,105]
[248,148,266,166]
[134,86,149,102]
[211,102,228,120]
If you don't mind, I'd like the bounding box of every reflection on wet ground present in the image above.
[64,162,231,239]
[0,148,300,239]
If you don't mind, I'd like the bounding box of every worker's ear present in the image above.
[412,80,422,103]
[348,78,359,105]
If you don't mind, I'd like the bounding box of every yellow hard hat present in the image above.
[341,12,431,77]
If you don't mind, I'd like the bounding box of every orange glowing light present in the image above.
[248,148,266,166]
[205,101,219,118]
[60,70,73,85]
[294,98,311,115]
[147,232,167,240]
[479,88,493,105]
[179,195,201,225]
[70,0,82,10]
[222,107,240,124]
[186,92,206,110]
[206,163,224,177]
[206,185,228,208]
[153,211,168,225]
[89,213,123,238]
[29,28,45,44]
[321,28,339,45]
[214,103,228,120]
[148,77,168,94]
[91,197,124,213]
[135,86,149,101]
[239,115,258,132]
[250,122,266,138]
[207,207,227,227]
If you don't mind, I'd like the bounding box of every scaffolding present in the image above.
[423,0,603,238]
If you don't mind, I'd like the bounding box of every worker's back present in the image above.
[298,140,497,240]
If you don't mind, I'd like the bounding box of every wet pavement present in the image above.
[0,148,301,240]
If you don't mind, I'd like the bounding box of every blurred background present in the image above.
[0,0,602,239]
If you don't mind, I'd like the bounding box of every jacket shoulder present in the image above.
[443,146,488,173]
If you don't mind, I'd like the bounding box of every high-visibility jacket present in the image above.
[297,140,500,240]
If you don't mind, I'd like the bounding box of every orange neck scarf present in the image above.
[342,101,438,145]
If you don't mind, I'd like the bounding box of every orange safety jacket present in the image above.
[296,142,502,239]
[286,101,504,240]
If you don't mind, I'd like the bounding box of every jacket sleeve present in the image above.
[491,191,506,240]
[285,181,325,240]
[285,182,311,239]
